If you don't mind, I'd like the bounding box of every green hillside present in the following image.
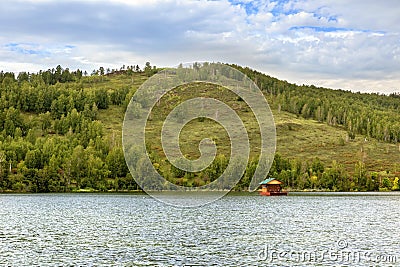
[0,64,399,192]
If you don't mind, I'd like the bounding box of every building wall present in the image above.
[267,184,281,192]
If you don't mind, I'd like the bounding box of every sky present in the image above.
[0,0,399,93]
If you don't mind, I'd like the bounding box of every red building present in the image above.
[259,178,287,196]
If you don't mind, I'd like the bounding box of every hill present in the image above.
[0,64,399,192]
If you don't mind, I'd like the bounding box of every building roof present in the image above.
[259,178,282,185]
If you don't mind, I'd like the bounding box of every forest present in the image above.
[0,63,399,193]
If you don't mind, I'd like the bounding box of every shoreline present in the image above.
[1,190,399,195]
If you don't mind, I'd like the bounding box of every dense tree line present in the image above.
[0,65,148,192]
[264,153,395,191]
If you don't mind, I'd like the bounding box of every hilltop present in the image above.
[0,64,399,192]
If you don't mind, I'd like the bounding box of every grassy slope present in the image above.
[94,73,400,177]
[274,110,400,173]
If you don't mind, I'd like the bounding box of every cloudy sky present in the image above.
[0,0,399,93]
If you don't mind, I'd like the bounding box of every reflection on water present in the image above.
[0,193,399,266]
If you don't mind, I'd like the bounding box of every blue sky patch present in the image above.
[289,26,386,36]
[5,43,75,56]
[228,0,298,16]
[269,0,299,16]
[290,26,350,32]
[243,2,259,15]
[5,43,50,56]
[227,0,259,15]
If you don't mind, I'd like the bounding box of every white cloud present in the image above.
[0,0,399,92]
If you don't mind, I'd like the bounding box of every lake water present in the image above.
[0,192,399,266]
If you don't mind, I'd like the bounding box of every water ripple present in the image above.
[0,193,399,266]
